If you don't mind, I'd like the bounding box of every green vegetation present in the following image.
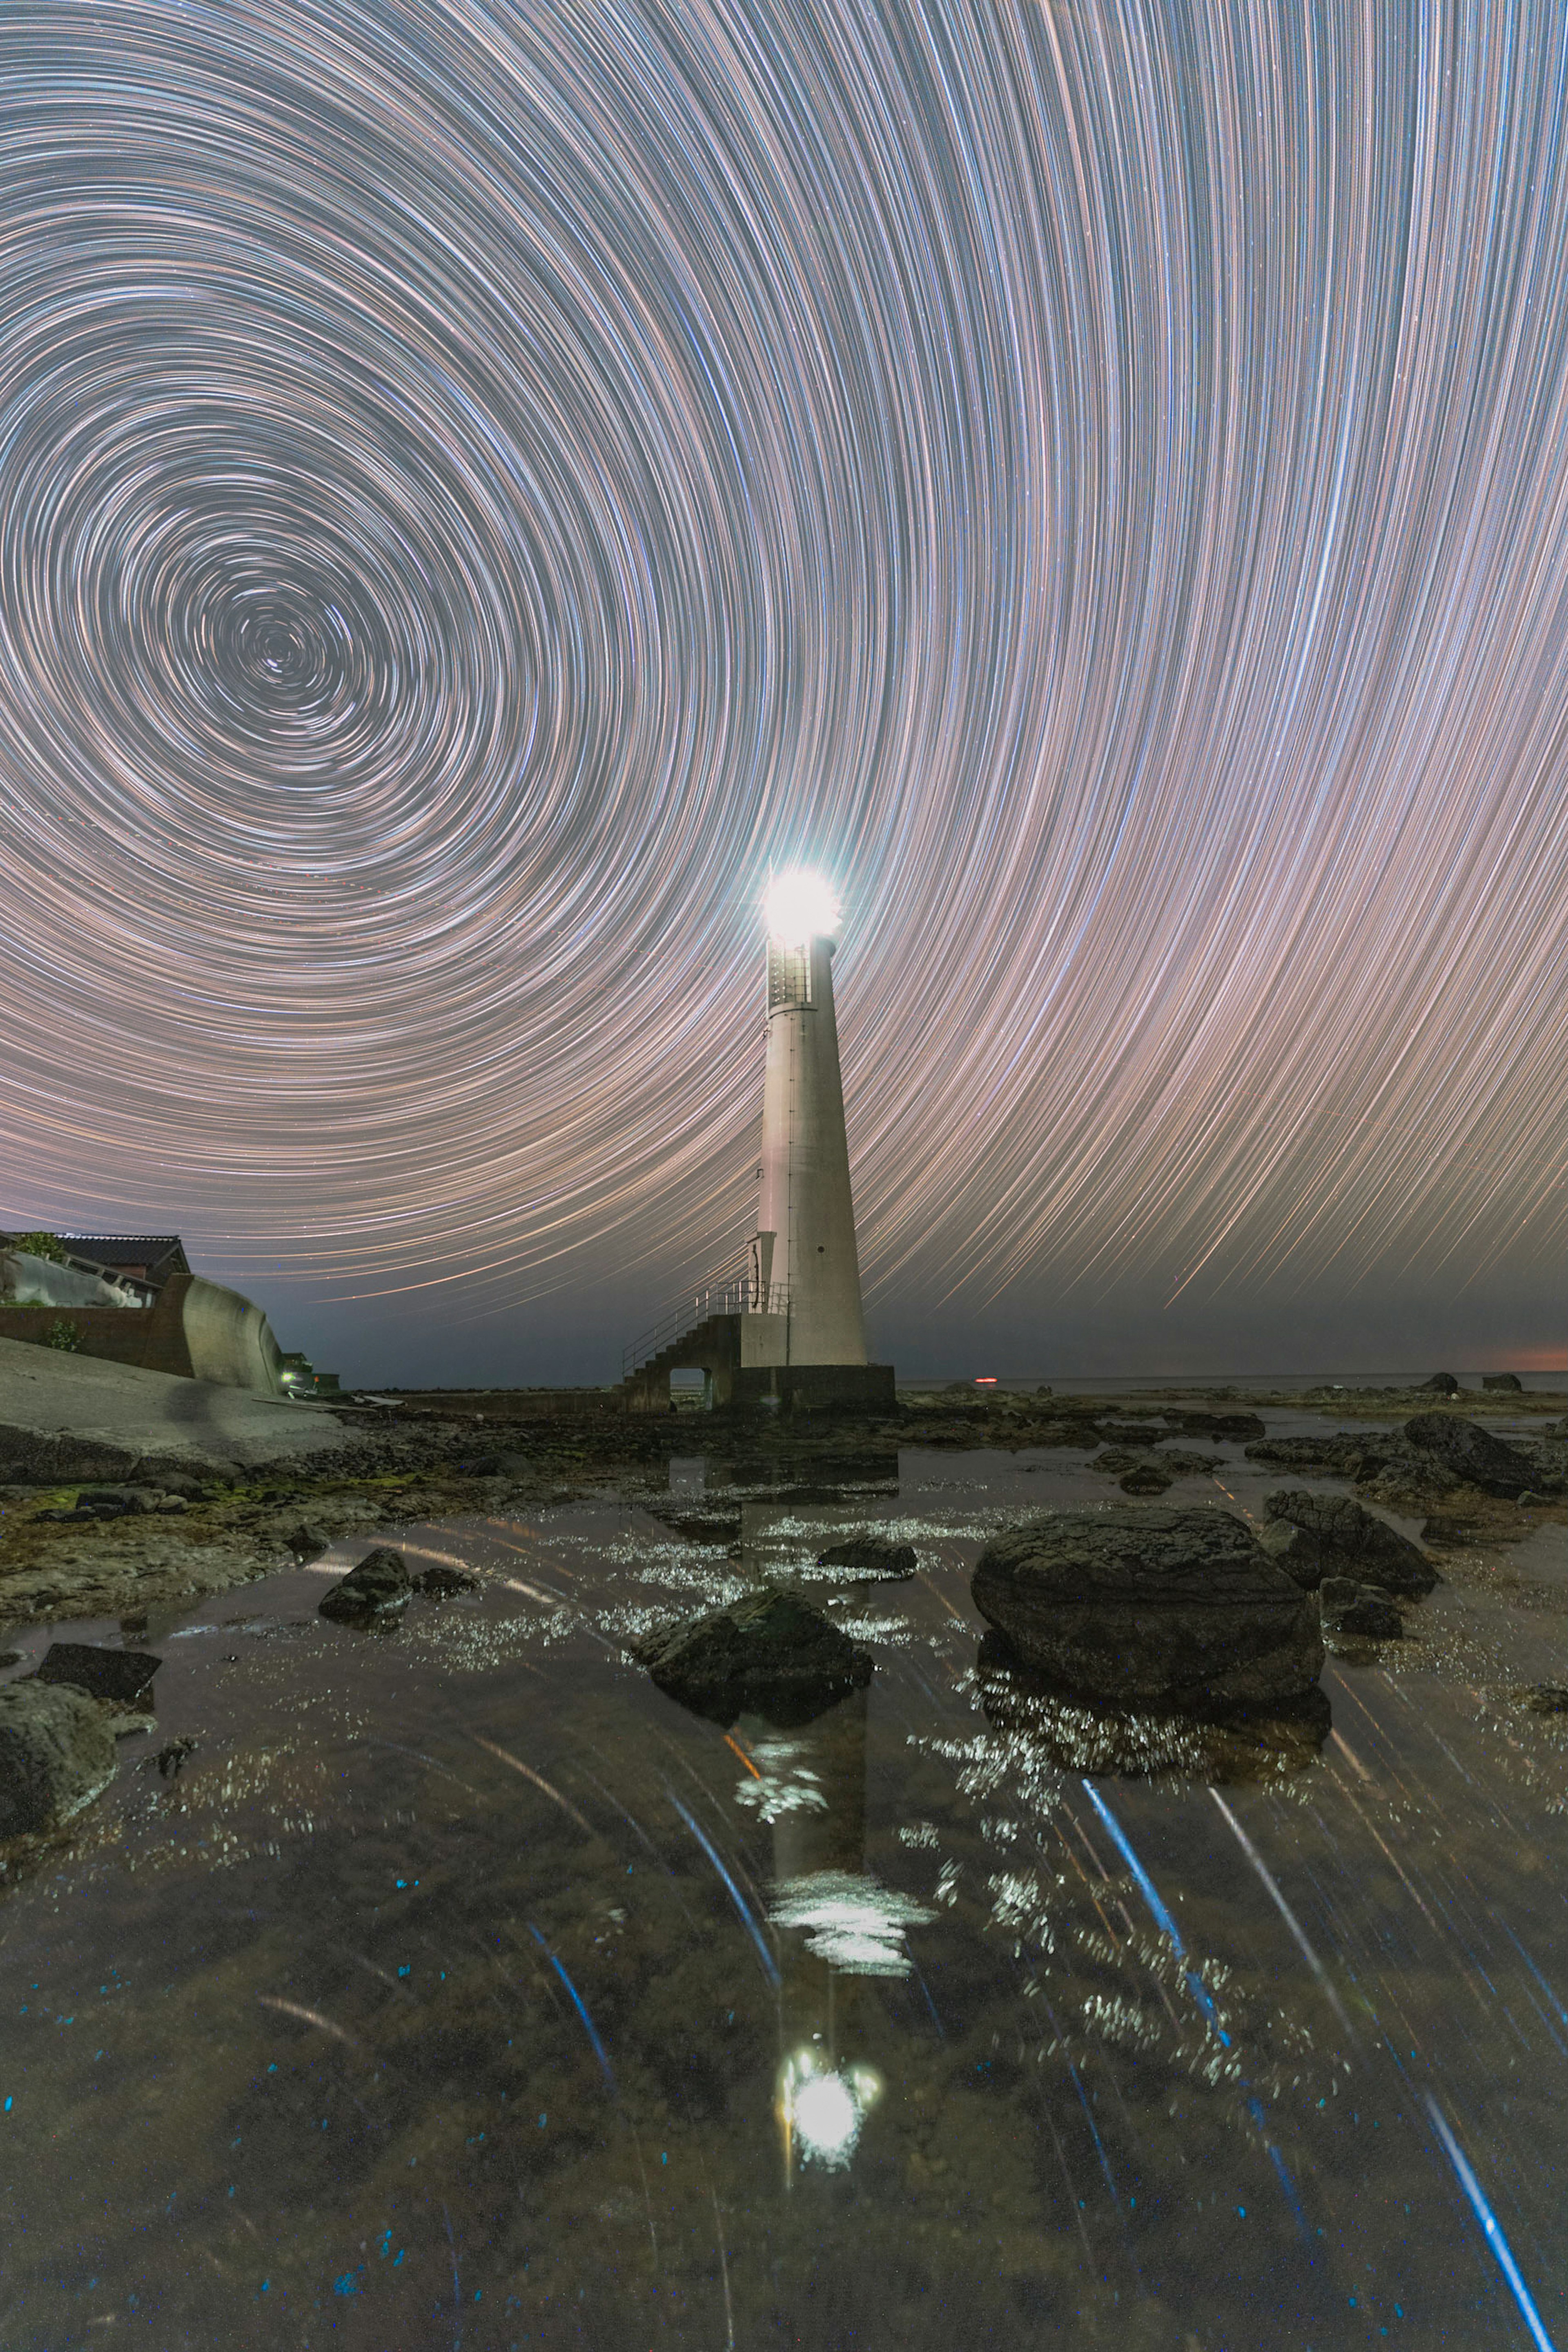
[43,1318,81,1351]
[11,1231,68,1262]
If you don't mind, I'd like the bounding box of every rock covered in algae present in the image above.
[634,1585,873,1726]
[0,1680,118,1838]
[318,1545,411,1622]
[971,1505,1323,1713]
[1260,1491,1437,1595]
[1402,1413,1540,1498]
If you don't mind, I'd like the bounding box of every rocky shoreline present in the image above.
[2,1364,1565,1627]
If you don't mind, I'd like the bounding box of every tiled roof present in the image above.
[56,1235,191,1275]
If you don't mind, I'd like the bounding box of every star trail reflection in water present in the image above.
[1,1434,1567,2345]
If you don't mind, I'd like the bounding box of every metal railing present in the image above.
[621,1257,791,1379]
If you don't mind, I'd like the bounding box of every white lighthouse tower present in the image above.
[750,869,868,1364]
[621,870,893,1413]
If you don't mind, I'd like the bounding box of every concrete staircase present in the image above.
[614,1311,740,1411]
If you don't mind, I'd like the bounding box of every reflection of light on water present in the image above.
[768,1869,935,1974]
[733,1732,829,1821]
[778,2048,882,2171]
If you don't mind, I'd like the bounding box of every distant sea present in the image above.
[901,1371,1568,1395]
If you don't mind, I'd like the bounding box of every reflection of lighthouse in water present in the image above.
[735,1685,933,2178]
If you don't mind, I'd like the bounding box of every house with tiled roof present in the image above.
[0,1229,289,1395]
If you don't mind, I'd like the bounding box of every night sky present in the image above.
[2,0,1566,1387]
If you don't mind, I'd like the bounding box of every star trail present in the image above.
[2,0,1566,1377]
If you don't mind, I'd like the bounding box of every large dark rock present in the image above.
[1261,1491,1437,1595]
[1418,1372,1461,1394]
[1403,1414,1537,1498]
[815,1536,916,1578]
[635,1586,873,1727]
[318,1545,411,1622]
[1483,1373,1524,1391]
[971,1507,1324,1712]
[34,1643,161,1705]
[0,1681,117,1838]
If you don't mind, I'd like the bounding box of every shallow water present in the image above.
[3,1435,1568,2348]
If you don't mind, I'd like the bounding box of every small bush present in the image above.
[44,1318,81,1352]
[12,1231,69,1263]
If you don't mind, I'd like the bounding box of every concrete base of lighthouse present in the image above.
[731,1360,897,1417]
[620,1309,895,1416]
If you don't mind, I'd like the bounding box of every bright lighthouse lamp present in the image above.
[762,868,840,948]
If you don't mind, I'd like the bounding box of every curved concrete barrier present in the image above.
[178,1277,285,1396]
[0,1271,287,1396]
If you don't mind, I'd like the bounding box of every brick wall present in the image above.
[0,1272,196,1378]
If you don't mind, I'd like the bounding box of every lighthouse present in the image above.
[621,870,894,1413]
[751,869,868,1364]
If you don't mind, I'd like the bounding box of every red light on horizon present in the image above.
[975,1376,998,1385]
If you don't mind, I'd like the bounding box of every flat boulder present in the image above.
[1419,1372,1461,1394]
[1261,1491,1437,1595]
[1483,1373,1524,1392]
[971,1506,1323,1713]
[635,1586,873,1727]
[1403,1414,1537,1498]
[35,1643,161,1706]
[815,1536,916,1578]
[318,1546,411,1622]
[0,1681,117,1838]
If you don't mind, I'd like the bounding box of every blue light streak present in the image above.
[1425,2093,1558,2352]
[528,1924,615,2092]
[663,1788,780,1987]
